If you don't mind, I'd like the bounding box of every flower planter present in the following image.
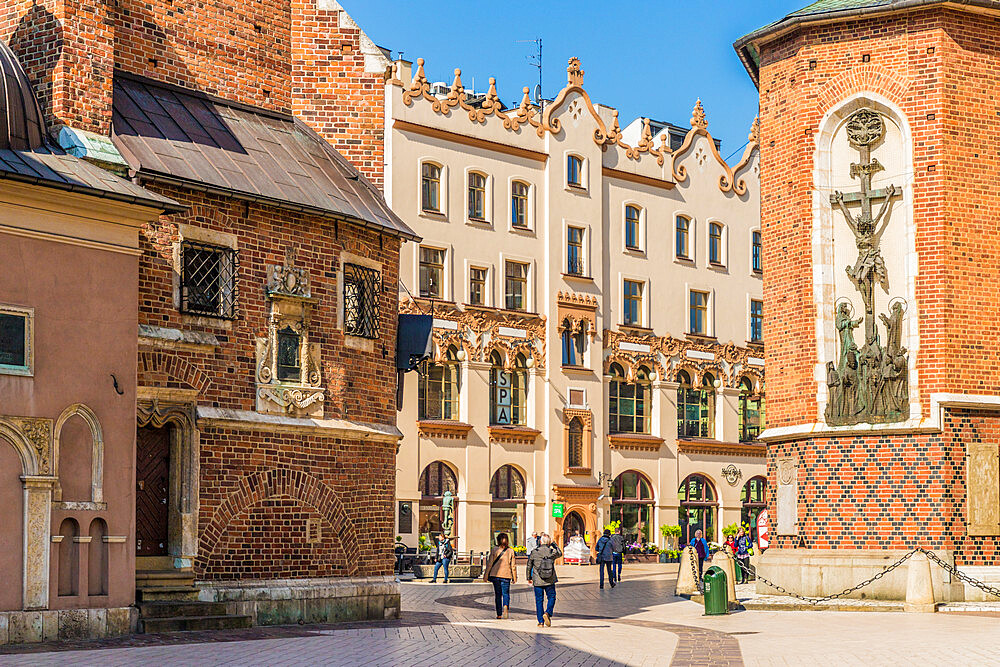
[625,554,659,563]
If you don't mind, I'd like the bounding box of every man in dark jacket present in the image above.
[596,529,616,589]
[431,535,453,583]
[526,533,562,626]
[610,527,625,582]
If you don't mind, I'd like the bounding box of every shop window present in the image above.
[741,476,768,543]
[180,240,238,319]
[609,364,651,434]
[490,465,526,547]
[418,461,458,542]
[679,474,717,544]
[739,377,765,442]
[421,162,442,212]
[610,471,654,543]
[490,352,528,425]
[677,371,715,438]
[418,347,461,420]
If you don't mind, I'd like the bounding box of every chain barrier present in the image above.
[687,547,704,593]
[918,548,1000,601]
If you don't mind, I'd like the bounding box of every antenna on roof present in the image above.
[516,38,542,109]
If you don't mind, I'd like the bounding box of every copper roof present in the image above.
[0,40,181,211]
[111,73,418,240]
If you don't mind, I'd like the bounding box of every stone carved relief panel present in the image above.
[776,458,798,536]
[967,442,1000,536]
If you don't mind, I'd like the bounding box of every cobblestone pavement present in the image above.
[2,564,1000,666]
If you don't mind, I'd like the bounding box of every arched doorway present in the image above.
[610,470,654,544]
[490,465,526,547]
[562,511,585,547]
[679,474,718,544]
[741,476,767,542]
[418,461,458,544]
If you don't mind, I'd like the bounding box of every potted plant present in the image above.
[659,524,681,551]
[513,545,528,563]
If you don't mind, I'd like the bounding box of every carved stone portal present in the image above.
[825,108,909,426]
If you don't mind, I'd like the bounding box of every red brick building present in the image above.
[736,0,1000,600]
[2,0,417,629]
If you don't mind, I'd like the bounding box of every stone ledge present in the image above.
[0,607,135,645]
[197,407,402,442]
[139,324,220,351]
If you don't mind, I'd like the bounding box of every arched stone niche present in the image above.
[812,93,920,426]
[53,404,104,507]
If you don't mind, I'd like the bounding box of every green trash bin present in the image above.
[703,565,729,615]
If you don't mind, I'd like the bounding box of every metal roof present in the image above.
[111,73,418,240]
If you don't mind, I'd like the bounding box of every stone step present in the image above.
[136,570,196,585]
[139,614,252,634]
[138,601,230,619]
[136,586,200,602]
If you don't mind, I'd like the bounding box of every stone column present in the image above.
[21,476,57,610]
[719,387,741,442]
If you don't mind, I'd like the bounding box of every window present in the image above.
[490,352,528,425]
[468,267,487,306]
[418,347,460,420]
[625,205,641,250]
[566,226,585,275]
[679,474,717,544]
[609,364,651,434]
[276,327,301,381]
[752,230,763,273]
[676,371,715,438]
[0,306,32,376]
[611,471,654,543]
[561,318,587,366]
[567,154,583,187]
[343,263,381,339]
[468,172,486,221]
[511,181,529,228]
[741,476,768,542]
[739,378,765,442]
[623,280,643,326]
[180,240,238,319]
[419,461,457,542]
[491,465,526,547]
[689,290,709,335]
[418,247,445,299]
[504,261,528,311]
[676,216,690,259]
[421,163,441,212]
[750,299,763,343]
[709,222,723,265]
[567,417,584,468]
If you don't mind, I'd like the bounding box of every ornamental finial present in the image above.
[691,99,708,130]
[567,57,584,86]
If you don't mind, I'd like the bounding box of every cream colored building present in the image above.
[386,57,766,557]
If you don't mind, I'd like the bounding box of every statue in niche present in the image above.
[441,490,455,535]
[824,108,909,426]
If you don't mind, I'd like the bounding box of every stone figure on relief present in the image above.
[833,184,897,312]
[836,303,862,370]
[880,301,905,354]
[825,361,842,417]
[441,490,455,534]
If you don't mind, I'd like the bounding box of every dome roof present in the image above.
[0,38,47,151]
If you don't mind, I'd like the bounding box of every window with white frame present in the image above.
[623,279,644,326]
[0,305,32,376]
[708,222,724,265]
[566,226,585,275]
[567,154,584,188]
[468,171,487,221]
[689,289,710,335]
[468,266,488,306]
[676,215,692,260]
[752,230,763,274]
[421,162,442,213]
[418,246,446,299]
[511,181,530,228]
[625,205,642,251]
[504,260,529,311]
[750,299,763,343]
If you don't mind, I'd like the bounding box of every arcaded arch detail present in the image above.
[198,468,360,576]
[0,417,41,476]
[816,65,911,113]
[53,403,104,503]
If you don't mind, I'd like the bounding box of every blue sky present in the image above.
[344,1,806,160]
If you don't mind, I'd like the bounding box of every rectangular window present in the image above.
[421,163,441,212]
[511,181,529,227]
[689,290,709,335]
[750,299,763,342]
[276,326,301,381]
[625,206,641,250]
[180,240,238,319]
[469,267,487,306]
[0,307,31,376]
[676,216,690,259]
[566,226,585,275]
[623,280,643,326]
[752,230,763,273]
[418,247,445,299]
[567,155,583,187]
[344,263,382,339]
[468,172,486,220]
[505,261,528,311]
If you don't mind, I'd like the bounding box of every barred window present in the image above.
[180,241,238,319]
[344,263,381,339]
[566,226,585,275]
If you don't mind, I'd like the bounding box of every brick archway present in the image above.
[198,468,360,576]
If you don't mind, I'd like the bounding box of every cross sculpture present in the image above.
[825,108,908,426]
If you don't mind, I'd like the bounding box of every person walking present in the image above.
[527,533,561,627]
[431,535,452,583]
[691,529,709,577]
[484,532,517,618]
[610,527,625,583]
[735,527,752,584]
[595,529,616,589]
[526,532,539,554]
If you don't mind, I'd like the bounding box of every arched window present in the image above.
[676,215,691,259]
[561,318,586,367]
[752,230,762,273]
[609,364,651,434]
[678,474,717,544]
[567,154,583,187]
[741,476,767,543]
[418,347,461,420]
[490,352,528,425]
[676,371,715,438]
[625,205,641,250]
[611,471,654,542]
[491,465,526,547]
[468,171,487,221]
[567,417,584,468]
[739,377,765,442]
[709,222,723,265]
[418,461,458,543]
[421,162,441,212]
[511,181,529,228]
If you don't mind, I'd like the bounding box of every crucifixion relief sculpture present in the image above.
[825,108,909,426]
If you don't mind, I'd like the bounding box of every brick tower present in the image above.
[736,1,1000,600]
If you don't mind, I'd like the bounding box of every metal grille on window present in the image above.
[344,263,381,339]
[181,241,238,319]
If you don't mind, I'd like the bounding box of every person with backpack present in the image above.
[527,532,561,627]
[431,534,453,583]
[735,527,752,584]
[610,527,625,582]
[595,529,616,589]
[691,529,709,577]
[484,532,517,618]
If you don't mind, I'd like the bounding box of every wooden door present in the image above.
[136,425,170,556]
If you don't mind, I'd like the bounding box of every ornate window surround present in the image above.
[562,408,593,475]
